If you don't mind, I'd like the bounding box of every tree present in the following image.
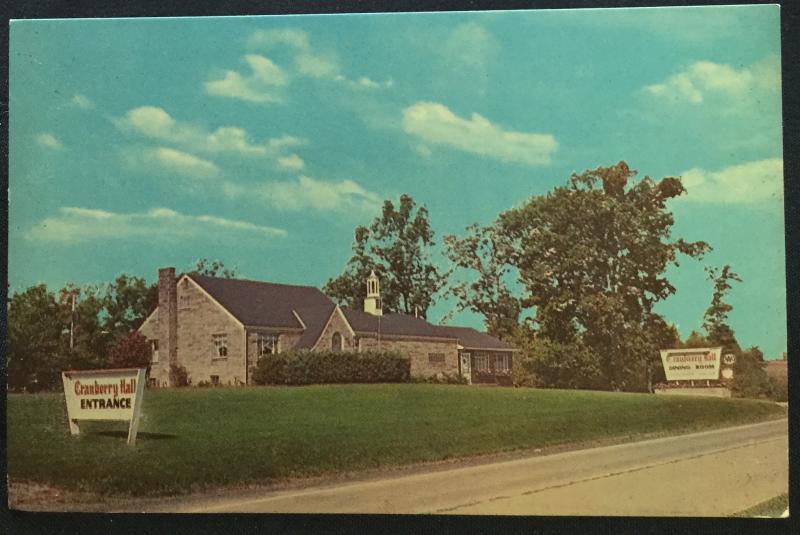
[499,161,710,390]
[191,258,238,278]
[61,284,109,370]
[643,314,681,390]
[324,194,446,318]
[730,346,773,399]
[107,331,152,372]
[102,274,158,341]
[443,223,522,340]
[7,285,67,391]
[682,330,709,348]
[702,265,742,353]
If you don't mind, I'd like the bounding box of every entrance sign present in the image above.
[61,368,146,445]
[659,347,722,381]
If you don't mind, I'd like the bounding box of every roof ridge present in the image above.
[188,273,324,291]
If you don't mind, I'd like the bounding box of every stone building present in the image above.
[138,268,516,387]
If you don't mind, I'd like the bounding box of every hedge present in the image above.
[251,349,411,385]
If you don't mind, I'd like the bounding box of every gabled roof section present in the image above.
[432,325,516,351]
[341,308,457,340]
[187,274,333,329]
[293,303,338,348]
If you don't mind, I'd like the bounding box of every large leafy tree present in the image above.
[702,265,742,352]
[191,258,238,278]
[697,265,772,398]
[500,161,710,390]
[7,285,67,391]
[443,223,521,340]
[324,194,446,318]
[102,274,159,340]
[60,284,108,370]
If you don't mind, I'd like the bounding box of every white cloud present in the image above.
[268,135,306,151]
[27,206,287,243]
[36,132,63,150]
[442,22,498,70]
[224,175,382,215]
[678,158,783,204]
[117,106,305,168]
[119,105,189,141]
[645,58,780,105]
[296,52,339,79]
[414,144,432,158]
[402,101,558,166]
[277,154,305,171]
[153,147,219,176]
[249,28,311,50]
[205,54,289,104]
[72,94,94,110]
[245,28,389,91]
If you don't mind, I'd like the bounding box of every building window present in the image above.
[331,332,343,351]
[150,339,159,363]
[179,295,191,309]
[428,353,446,364]
[257,333,279,357]
[210,375,220,386]
[213,334,228,358]
[474,352,490,372]
[494,354,510,372]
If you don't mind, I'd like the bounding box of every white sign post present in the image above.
[659,347,722,381]
[61,368,147,445]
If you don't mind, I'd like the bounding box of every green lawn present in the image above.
[7,384,785,496]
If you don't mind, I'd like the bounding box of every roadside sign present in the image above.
[723,353,736,365]
[659,347,722,381]
[61,368,146,445]
[721,367,734,380]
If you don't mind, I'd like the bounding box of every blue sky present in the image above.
[9,6,786,357]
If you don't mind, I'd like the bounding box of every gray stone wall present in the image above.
[358,336,459,377]
[138,308,170,386]
[245,330,303,384]
[314,308,356,351]
[175,277,247,385]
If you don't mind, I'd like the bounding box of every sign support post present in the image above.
[127,368,147,445]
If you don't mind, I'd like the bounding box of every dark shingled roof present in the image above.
[294,304,338,349]
[432,325,515,351]
[188,274,332,329]
[342,308,455,339]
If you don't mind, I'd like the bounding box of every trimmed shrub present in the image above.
[412,372,468,385]
[251,350,410,385]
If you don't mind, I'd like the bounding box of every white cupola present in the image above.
[363,270,383,316]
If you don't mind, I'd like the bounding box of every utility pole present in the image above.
[70,292,76,351]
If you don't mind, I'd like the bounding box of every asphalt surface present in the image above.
[184,418,788,516]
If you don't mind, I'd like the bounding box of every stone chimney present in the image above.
[363,270,382,316]
[158,267,178,377]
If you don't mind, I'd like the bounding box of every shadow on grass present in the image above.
[92,430,178,440]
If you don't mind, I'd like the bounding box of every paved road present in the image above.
[185,419,788,516]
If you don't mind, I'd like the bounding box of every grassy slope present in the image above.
[7,384,784,496]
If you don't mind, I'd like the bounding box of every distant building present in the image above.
[764,352,787,381]
[138,267,516,387]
